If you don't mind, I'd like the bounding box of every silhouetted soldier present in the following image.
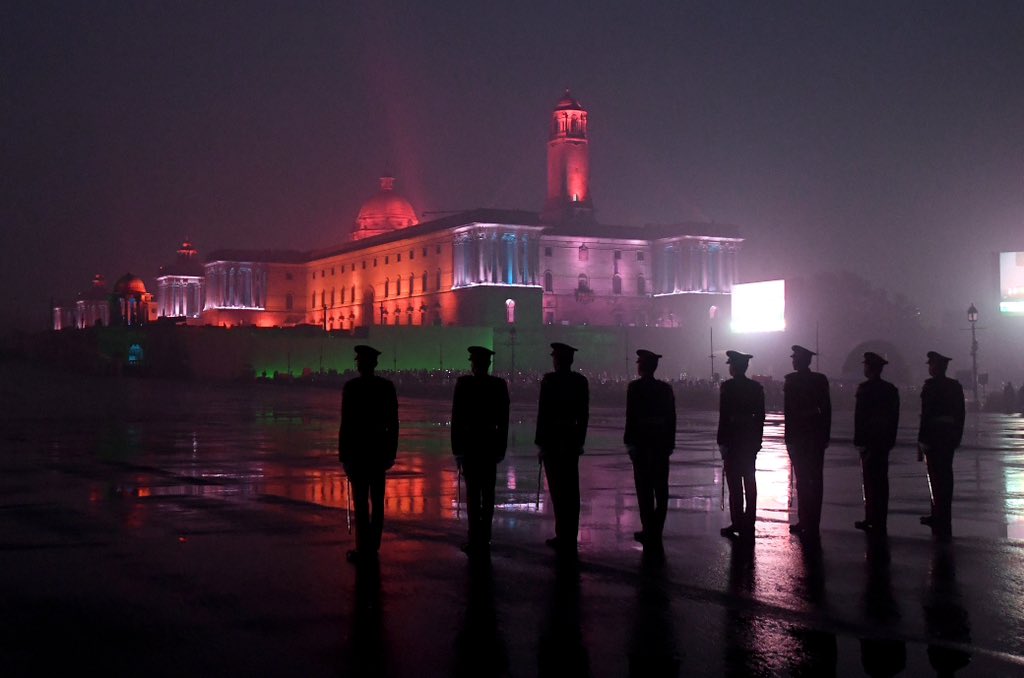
[536,342,589,554]
[784,344,831,539]
[451,345,510,554]
[624,349,676,549]
[918,351,965,539]
[717,350,765,539]
[339,344,399,563]
[854,352,900,534]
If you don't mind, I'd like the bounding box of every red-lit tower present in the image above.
[541,89,593,225]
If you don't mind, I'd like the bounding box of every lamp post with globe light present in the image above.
[968,302,979,407]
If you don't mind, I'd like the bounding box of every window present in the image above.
[578,244,589,261]
[373,258,378,267]
[410,249,415,260]
[637,251,645,262]
[285,272,293,281]
[436,244,441,254]
[330,288,335,306]
[397,253,401,262]
[320,291,325,308]
[637,275,646,295]
[384,279,390,298]
[312,272,316,280]
[285,293,293,310]
[614,250,621,260]
[436,269,441,291]
[544,270,553,292]
[350,285,356,302]
[396,277,401,296]
[577,273,590,291]
[385,256,389,264]
[331,267,335,275]
[321,270,325,277]
[544,247,552,257]
[612,274,622,295]
[311,292,316,308]
[505,299,516,324]
[341,287,346,304]
[423,247,428,257]
[422,271,428,292]
[408,275,414,296]
[362,260,366,270]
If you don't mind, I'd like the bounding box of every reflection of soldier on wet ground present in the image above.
[784,345,831,540]
[538,558,590,677]
[918,351,965,539]
[854,352,900,534]
[346,555,385,675]
[1002,381,1016,414]
[859,537,906,677]
[628,550,680,676]
[339,344,399,564]
[624,349,676,551]
[536,342,589,555]
[924,545,972,675]
[451,346,510,555]
[717,350,765,540]
[454,557,508,678]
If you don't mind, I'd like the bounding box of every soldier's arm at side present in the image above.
[497,379,510,460]
[624,381,638,446]
[822,376,832,446]
[450,378,465,457]
[534,376,549,447]
[666,383,677,452]
[578,377,590,450]
[715,382,728,446]
[385,381,399,467]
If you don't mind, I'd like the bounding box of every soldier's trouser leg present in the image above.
[925,447,955,530]
[368,471,386,551]
[545,455,580,544]
[739,453,757,531]
[350,474,372,553]
[790,445,824,532]
[632,455,654,533]
[724,459,745,529]
[805,449,824,531]
[464,462,497,543]
[650,453,669,538]
[862,448,891,527]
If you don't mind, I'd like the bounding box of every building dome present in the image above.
[554,89,583,111]
[113,273,148,296]
[353,176,419,241]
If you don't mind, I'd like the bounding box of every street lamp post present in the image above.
[967,302,979,407]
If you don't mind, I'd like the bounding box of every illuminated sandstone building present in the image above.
[156,240,204,319]
[54,91,742,333]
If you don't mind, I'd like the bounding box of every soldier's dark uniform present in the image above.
[624,349,677,545]
[451,346,510,550]
[339,345,399,559]
[535,343,589,551]
[784,345,831,537]
[918,351,965,537]
[717,351,765,537]
[854,352,900,532]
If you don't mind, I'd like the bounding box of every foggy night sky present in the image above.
[2,2,1023,340]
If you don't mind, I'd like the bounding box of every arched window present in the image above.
[408,274,414,296]
[320,291,325,308]
[436,269,442,291]
[577,273,590,291]
[612,274,622,295]
[311,292,316,309]
[330,288,335,307]
[285,293,293,311]
[578,244,589,261]
[341,287,346,304]
[637,275,646,295]
[505,299,516,324]
[384,279,390,298]
[544,270,553,292]
[396,277,401,296]
[422,271,428,292]
[351,286,356,302]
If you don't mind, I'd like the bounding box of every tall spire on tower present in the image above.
[541,89,594,226]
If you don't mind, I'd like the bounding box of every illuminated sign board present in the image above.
[731,279,785,333]
[999,252,1024,315]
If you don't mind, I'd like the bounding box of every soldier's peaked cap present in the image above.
[726,350,753,364]
[467,345,494,358]
[863,351,888,367]
[354,344,381,358]
[636,349,662,361]
[791,345,817,358]
[926,351,952,364]
[550,342,578,355]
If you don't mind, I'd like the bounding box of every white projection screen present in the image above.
[731,280,786,333]
[999,252,1024,315]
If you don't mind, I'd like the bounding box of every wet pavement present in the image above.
[2,363,1023,676]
